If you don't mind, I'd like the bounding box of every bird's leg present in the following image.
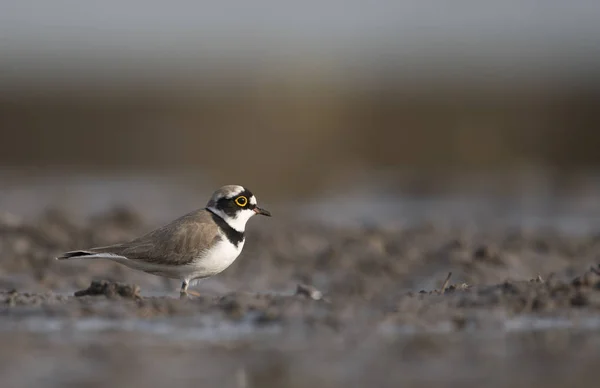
[179,281,189,299]
[179,280,201,299]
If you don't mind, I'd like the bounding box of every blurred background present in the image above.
[1,0,600,227]
[3,5,600,387]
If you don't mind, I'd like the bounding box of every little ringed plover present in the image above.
[56,185,271,297]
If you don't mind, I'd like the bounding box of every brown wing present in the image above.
[91,209,222,266]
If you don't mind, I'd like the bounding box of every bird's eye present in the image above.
[235,196,248,207]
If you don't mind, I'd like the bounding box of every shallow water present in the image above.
[5,312,600,341]
[0,315,283,344]
[2,315,599,388]
[3,170,600,235]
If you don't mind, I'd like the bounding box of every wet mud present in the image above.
[1,208,600,387]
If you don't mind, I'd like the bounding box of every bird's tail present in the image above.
[56,250,98,260]
[56,245,125,260]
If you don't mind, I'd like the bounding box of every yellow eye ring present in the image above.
[235,196,248,207]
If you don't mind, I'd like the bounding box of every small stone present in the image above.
[531,297,547,311]
[473,246,489,259]
[254,308,280,325]
[295,284,323,301]
[452,315,467,330]
[570,292,589,307]
[582,270,600,286]
[220,298,244,319]
[473,244,501,263]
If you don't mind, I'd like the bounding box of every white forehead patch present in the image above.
[250,196,257,205]
[226,185,245,198]
[210,185,245,202]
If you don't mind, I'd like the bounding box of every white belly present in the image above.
[191,238,244,279]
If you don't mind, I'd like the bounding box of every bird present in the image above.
[56,185,271,298]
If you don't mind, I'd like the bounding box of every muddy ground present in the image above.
[1,207,600,387]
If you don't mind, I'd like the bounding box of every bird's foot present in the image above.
[179,289,202,300]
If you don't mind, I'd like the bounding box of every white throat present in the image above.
[208,207,255,233]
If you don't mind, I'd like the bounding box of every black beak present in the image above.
[254,206,271,217]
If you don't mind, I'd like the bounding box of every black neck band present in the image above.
[206,208,244,246]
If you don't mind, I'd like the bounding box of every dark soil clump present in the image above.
[74,280,142,299]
